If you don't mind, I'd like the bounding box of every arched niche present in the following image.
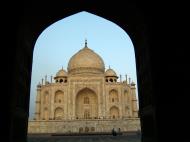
[109,89,119,103]
[79,127,83,133]
[124,90,128,103]
[54,90,64,103]
[75,88,98,119]
[43,91,49,104]
[110,106,119,119]
[125,106,130,116]
[54,107,64,120]
[84,109,90,119]
[43,107,48,120]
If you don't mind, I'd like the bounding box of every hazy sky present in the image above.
[29,11,138,119]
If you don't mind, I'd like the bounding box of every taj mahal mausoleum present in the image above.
[28,40,140,134]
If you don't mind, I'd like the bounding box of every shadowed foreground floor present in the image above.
[28,134,141,142]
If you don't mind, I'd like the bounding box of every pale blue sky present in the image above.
[29,11,138,119]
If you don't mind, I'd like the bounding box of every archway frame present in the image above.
[75,87,98,119]
[13,2,156,142]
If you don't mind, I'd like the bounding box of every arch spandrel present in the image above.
[109,89,118,94]
[75,86,98,97]
[54,90,64,94]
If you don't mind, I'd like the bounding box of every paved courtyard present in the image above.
[28,135,141,142]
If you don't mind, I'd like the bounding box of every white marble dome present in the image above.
[68,42,105,74]
[56,69,67,77]
[105,68,117,77]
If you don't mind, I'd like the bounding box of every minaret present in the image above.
[85,39,87,48]
[129,77,131,84]
[131,81,138,117]
[42,78,44,85]
[51,75,52,83]
[45,75,47,84]
[34,82,41,120]
[125,74,128,84]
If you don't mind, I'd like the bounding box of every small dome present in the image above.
[105,68,117,77]
[131,81,136,86]
[67,41,105,74]
[56,69,67,77]
[37,82,41,88]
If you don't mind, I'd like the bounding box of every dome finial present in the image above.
[109,65,110,69]
[85,39,87,47]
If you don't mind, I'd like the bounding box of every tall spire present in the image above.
[45,75,47,85]
[129,77,131,84]
[125,74,128,84]
[120,74,122,82]
[51,75,52,83]
[85,39,87,48]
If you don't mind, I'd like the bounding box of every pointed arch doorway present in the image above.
[75,88,98,119]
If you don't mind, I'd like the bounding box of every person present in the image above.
[137,129,141,135]
[118,128,121,135]
[112,128,117,136]
[112,128,115,136]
